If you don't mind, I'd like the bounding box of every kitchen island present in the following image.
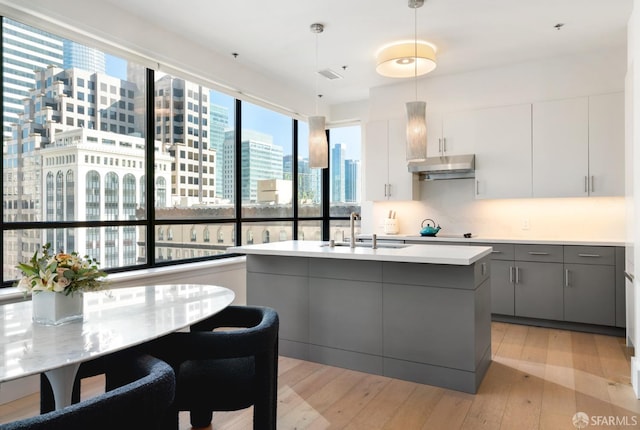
[229,240,492,393]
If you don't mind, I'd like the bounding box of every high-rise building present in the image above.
[345,159,361,203]
[285,155,321,204]
[210,104,229,199]
[331,143,346,203]
[222,130,283,203]
[2,18,63,136]
[4,65,171,274]
[241,131,283,203]
[154,75,216,206]
[63,40,106,73]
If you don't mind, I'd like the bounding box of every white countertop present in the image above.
[229,240,492,265]
[357,234,625,247]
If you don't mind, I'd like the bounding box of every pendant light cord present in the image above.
[414,4,418,102]
[315,31,319,115]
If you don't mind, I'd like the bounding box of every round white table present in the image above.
[0,284,235,410]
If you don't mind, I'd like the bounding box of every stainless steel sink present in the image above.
[320,242,408,249]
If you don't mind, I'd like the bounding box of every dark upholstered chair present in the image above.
[149,305,279,429]
[39,348,141,414]
[0,354,175,430]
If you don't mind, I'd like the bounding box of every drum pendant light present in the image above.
[406,0,427,161]
[309,23,328,169]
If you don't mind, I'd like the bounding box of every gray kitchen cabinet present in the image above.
[563,246,616,326]
[615,247,626,328]
[513,244,564,320]
[564,263,615,326]
[514,261,564,320]
[477,242,515,316]
[491,260,515,315]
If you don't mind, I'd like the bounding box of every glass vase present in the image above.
[32,291,84,325]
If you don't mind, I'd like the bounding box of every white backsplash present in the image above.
[363,179,625,242]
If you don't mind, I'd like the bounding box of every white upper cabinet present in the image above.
[475,104,532,199]
[532,97,589,197]
[588,92,625,197]
[426,110,477,158]
[364,119,418,201]
[532,94,624,198]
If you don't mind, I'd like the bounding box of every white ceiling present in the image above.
[97,0,632,106]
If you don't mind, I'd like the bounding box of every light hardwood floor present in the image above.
[1,322,639,429]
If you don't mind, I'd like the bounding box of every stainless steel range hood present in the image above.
[407,154,475,181]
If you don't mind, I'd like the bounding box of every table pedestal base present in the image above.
[44,363,80,410]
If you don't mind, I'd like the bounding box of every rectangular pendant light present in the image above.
[406,100,427,161]
[308,115,328,168]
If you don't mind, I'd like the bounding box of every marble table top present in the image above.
[0,284,235,383]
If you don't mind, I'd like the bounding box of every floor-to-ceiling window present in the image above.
[1,17,361,285]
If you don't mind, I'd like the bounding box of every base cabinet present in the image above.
[475,242,623,328]
[564,264,615,326]
[490,260,515,315]
[514,261,564,320]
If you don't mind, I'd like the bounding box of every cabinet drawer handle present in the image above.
[528,251,549,255]
[565,269,570,287]
[491,250,502,254]
[577,253,601,258]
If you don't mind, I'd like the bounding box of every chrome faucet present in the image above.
[349,212,361,248]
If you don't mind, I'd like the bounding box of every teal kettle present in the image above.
[420,218,441,237]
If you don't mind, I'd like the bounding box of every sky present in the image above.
[105,55,361,160]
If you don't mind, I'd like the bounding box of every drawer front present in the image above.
[563,246,615,265]
[514,244,563,262]
[477,243,514,261]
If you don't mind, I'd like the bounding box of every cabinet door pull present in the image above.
[481,262,486,276]
[624,271,635,282]
[515,266,520,284]
[590,175,595,193]
[387,184,391,197]
[565,269,570,287]
[584,176,588,193]
[443,137,447,153]
[577,253,601,258]
[438,138,442,154]
[528,251,549,255]
[476,180,479,195]
[509,266,514,283]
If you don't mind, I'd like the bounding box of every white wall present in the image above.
[362,49,628,241]
[627,0,640,398]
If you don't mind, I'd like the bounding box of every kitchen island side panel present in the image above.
[245,254,491,393]
[246,256,310,358]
